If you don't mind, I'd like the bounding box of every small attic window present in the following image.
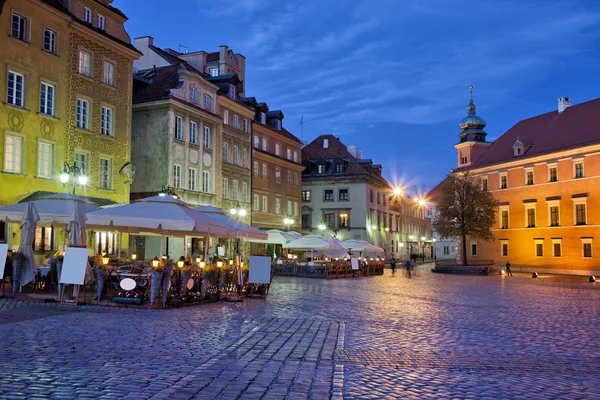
[515,146,523,156]
[323,139,329,148]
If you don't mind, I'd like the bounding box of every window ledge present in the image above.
[35,175,54,180]
[37,112,59,119]
[4,103,30,112]
[42,49,59,57]
[78,72,94,81]
[98,188,116,192]
[9,35,30,45]
[99,134,116,140]
[75,127,93,134]
[1,170,26,176]
[101,82,117,90]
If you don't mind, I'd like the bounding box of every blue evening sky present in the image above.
[116,0,600,195]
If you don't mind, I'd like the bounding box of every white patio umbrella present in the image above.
[67,202,93,284]
[0,193,100,225]
[247,229,295,245]
[18,202,39,288]
[340,239,368,252]
[317,235,350,259]
[194,206,267,240]
[283,235,330,261]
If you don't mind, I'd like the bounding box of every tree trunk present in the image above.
[462,234,468,266]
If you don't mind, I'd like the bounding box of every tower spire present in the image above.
[467,82,476,116]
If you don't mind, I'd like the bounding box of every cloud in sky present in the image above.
[119,0,600,188]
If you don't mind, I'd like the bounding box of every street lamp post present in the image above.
[59,162,88,194]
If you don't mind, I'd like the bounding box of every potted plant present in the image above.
[11,251,27,297]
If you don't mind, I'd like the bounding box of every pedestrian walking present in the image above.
[405,260,412,278]
[390,255,397,276]
[505,261,513,277]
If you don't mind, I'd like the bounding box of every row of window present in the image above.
[302,211,349,229]
[173,165,210,193]
[3,136,113,189]
[483,161,585,191]
[369,189,386,205]
[222,142,249,168]
[174,116,212,148]
[252,162,299,185]
[471,238,593,259]
[7,70,115,136]
[314,162,346,175]
[188,86,214,111]
[253,136,299,162]
[252,195,299,216]
[301,189,349,202]
[11,12,61,54]
[78,50,115,86]
[223,110,249,132]
[222,178,249,202]
[499,199,588,229]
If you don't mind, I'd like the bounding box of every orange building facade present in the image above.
[449,91,600,275]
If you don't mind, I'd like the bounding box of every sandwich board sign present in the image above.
[249,256,271,284]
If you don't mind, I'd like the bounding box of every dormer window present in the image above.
[260,112,266,124]
[515,146,523,156]
[335,163,346,173]
[209,68,218,77]
[317,164,325,174]
[228,85,236,100]
[323,139,329,148]
[274,120,281,130]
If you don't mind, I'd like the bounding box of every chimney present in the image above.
[558,97,571,113]
[355,148,363,159]
[346,144,357,157]
[135,36,154,49]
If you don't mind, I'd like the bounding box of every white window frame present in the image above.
[203,126,211,149]
[253,135,259,148]
[481,176,488,191]
[243,119,248,133]
[287,200,292,215]
[548,163,558,182]
[293,151,298,163]
[262,164,267,178]
[43,28,57,54]
[103,61,114,86]
[470,241,478,257]
[242,148,249,168]
[275,198,281,215]
[573,197,587,226]
[499,172,508,189]
[262,138,268,151]
[202,171,210,193]
[524,203,536,228]
[552,238,562,258]
[222,177,229,199]
[78,50,91,76]
[189,121,198,145]
[260,112,266,124]
[573,159,584,179]
[39,82,55,116]
[287,148,291,160]
[204,94,212,110]
[174,116,183,140]
[253,194,259,211]
[223,110,229,125]
[275,167,281,183]
[293,173,298,186]
[232,180,239,201]
[173,164,182,188]
[209,68,218,77]
[581,238,593,259]
[7,70,24,107]
[84,7,92,23]
[547,200,560,227]
[233,115,239,129]
[97,14,105,30]
[500,240,509,258]
[294,202,298,217]
[99,157,112,189]
[499,205,509,229]
[275,143,280,156]
[74,151,89,175]
[242,182,248,203]
[190,87,197,103]
[76,98,89,129]
[262,196,268,212]
[534,239,544,258]
[525,167,534,186]
[228,85,236,99]
[11,12,29,42]
[37,141,53,178]
[188,167,197,191]
[101,106,113,136]
[253,161,258,176]
[4,134,23,173]
[223,142,229,163]
[233,145,239,165]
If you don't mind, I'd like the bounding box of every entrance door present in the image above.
[134,236,146,260]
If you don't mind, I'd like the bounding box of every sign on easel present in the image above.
[249,256,271,284]
[0,244,8,280]
[351,258,359,270]
[59,247,89,305]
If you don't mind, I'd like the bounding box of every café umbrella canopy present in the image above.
[86,195,234,237]
[67,202,93,284]
[0,193,100,225]
[283,235,330,261]
[194,206,267,240]
[247,229,296,245]
[18,202,39,287]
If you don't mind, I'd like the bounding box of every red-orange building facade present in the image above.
[447,91,600,275]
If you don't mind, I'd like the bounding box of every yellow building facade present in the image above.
[0,0,139,253]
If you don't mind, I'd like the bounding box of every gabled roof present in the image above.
[302,135,390,186]
[470,97,600,168]
[133,65,181,102]
[206,52,219,62]
[267,110,284,119]
[149,45,204,76]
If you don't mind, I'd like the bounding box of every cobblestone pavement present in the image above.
[1,265,600,399]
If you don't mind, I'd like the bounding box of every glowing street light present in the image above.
[393,187,403,196]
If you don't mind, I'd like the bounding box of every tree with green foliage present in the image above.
[432,173,498,265]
